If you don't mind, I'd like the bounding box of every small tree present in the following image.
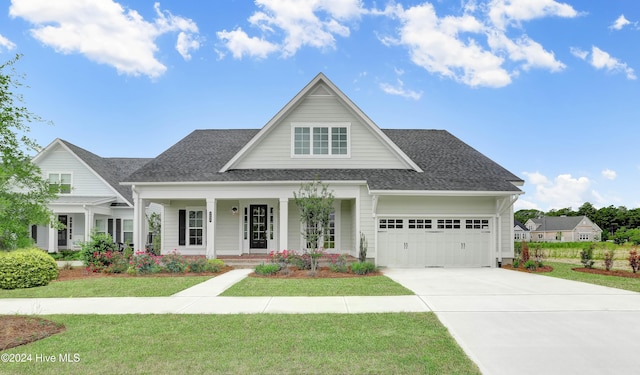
[359,231,368,263]
[147,212,161,255]
[293,179,334,273]
[0,55,58,250]
[580,244,595,269]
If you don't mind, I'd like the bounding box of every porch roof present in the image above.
[124,129,523,193]
[49,196,117,206]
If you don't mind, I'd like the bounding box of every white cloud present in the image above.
[610,14,632,30]
[379,79,422,100]
[602,169,617,180]
[217,0,364,59]
[0,34,16,51]
[176,32,200,61]
[488,0,579,30]
[522,171,592,210]
[574,46,636,80]
[487,31,565,72]
[9,0,199,78]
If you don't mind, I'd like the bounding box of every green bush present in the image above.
[350,261,377,275]
[206,258,225,273]
[162,251,188,273]
[255,263,280,276]
[0,249,59,289]
[580,244,595,269]
[328,253,349,273]
[523,259,537,271]
[81,232,117,269]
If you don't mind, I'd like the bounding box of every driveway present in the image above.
[383,268,640,375]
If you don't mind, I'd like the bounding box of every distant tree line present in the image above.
[515,202,640,244]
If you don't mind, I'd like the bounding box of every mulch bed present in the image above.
[54,266,233,282]
[502,264,554,273]
[249,266,381,278]
[571,267,640,278]
[1,316,65,351]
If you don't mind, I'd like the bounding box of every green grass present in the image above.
[0,276,214,298]
[545,261,640,292]
[1,314,480,375]
[220,275,414,296]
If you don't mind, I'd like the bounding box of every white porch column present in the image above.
[84,206,93,243]
[132,186,146,252]
[48,223,57,253]
[279,198,289,250]
[206,198,216,259]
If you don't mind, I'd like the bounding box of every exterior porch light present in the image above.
[231,206,239,215]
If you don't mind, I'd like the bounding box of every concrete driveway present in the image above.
[383,268,640,375]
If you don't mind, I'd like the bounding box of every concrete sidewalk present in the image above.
[0,269,430,315]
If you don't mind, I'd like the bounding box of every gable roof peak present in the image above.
[219,72,423,173]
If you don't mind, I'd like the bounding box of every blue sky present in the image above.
[1,0,638,212]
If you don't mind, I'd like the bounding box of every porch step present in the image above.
[217,254,359,269]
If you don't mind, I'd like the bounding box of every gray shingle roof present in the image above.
[530,216,588,231]
[60,140,152,204]
[125,129,522,192]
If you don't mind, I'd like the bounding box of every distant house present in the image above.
[514,220,530,241]
[525,216,602,242]
[31,139,155,252]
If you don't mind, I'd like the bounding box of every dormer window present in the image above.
[292,123,350,157]
[49,173,72,194]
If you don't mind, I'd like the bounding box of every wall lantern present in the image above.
[231,206,239,215]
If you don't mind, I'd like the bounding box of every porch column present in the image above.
[279,198,289,250]
[48,223,57,253]
[84,206,94,243]
[206,198,216,259]
[132,186,146,252]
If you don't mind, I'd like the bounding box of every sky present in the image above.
[1,0,638,212]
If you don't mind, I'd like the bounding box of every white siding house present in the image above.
[123,73,524,267]
[31,139,154,252]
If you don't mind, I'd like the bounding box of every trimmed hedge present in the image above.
[0,248,59,289]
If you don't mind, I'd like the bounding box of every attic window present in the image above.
[292,123,350,157]
[48,173,72,194]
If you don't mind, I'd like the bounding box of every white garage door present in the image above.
[377,218,492,267]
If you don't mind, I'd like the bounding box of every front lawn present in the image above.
[543,262,640,293]
[0,314,480,375]
[0,276,214,298]
[220,275,414,296]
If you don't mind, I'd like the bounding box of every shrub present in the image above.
[603,248,615,271]
[291,253,312,270]
[523,259,537,271]
[162,250,188,273]
[255,263,280,276]
[512,259,520,268]
[359,232,368,263]
[130,251,162,274]
[0,249,59,289]
[206,258,225,273]
[104,251,130,274]
[629,250,640,273]
[328,253,349,273]
[580,244,595,269]
[81,232,116,266]
[351,261,377,275]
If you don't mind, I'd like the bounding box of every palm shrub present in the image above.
[580,244,595,269]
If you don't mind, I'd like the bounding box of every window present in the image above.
[95,219,106,236]
[292,123,349,156]
[123,219,133,245]
[323,211,336,249]
[437,219,461,229]
[188,210,204,246]
[579,233,590,241]
[48,173,72,194]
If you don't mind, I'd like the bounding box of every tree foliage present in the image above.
[0,55,58,250]
[293,179,335,250]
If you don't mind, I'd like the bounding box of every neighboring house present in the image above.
[514,220,530,241]
[123,73,524,268]
[31,139,154,252]
[525,216,602,242]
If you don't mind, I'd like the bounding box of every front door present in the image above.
[250,205,268,249]
[58,215,68,247]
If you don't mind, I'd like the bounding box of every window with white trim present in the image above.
[123,219,133,245]
[95,219,106,236]
[292,123,349,156]
[48,173,72,194]
[188,210,204,246]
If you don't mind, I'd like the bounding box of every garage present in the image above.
[377,217,492,267]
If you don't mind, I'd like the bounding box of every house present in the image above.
[31,139,154,252]
[122,73,524,268]
[514,220,530,241]
[525,215,602,242]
